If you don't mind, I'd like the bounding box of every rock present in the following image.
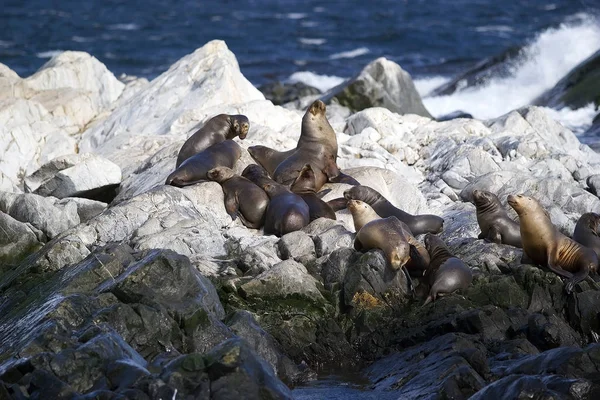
[437,110,474,121]
[79,40,264,157]
[278,231,316,265]
[25,153,121,200]
[225,230,281,276]
[259,81,321,105]
[225,310,302,385]
[321,57,432,118]
[59,197,107,222]
[429,45,522,97]
[534,48,600,110]
[527,312,582,351]
[0,191,80,239]
[587,173,600,197]
[240,260,326,306]
[0,212,43,266]
[567,290,600,341]
[302,218,354,257]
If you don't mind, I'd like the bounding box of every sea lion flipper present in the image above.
[224,193,240,221]
[354,237,364,252]
[327,197,348,212]
[477,231,486,240]
[487,226,503,244]
[546,259,574,280]
[316,189,331,199]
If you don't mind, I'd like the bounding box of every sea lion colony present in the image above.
[165,100,600,301]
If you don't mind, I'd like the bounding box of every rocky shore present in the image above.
[1,40,600,399]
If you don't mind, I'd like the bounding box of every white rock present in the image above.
[80,41,264,153]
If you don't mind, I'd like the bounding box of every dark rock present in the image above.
[587,173,600,196]
[259,81,321,105]
[534,49,600,110]
[429,45,522,97]
[321,247,357,291]
[320,57,432,117]
[436,110,474,121]
[567,289,600,341]
[158,353,210,399]
[527,312,581,351]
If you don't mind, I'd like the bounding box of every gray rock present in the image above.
[321,57,432,117]
[0,212,44,266]
[278,231,316,265]
[303,218,354,257]
[57,197,107,222]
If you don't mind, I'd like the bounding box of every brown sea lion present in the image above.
[242,164,310,237]
[176,114,249,167]
[328,185,444,235]
[573,212,600,260]
[247,146,295,177]
[507,194,598,293]
[347,200,430,279]
[422,234,473,305]
[472,189,522,248]
[290,164,336,221]
[207,166,269,229]
[166,140,242,187]
[272,100,338,191]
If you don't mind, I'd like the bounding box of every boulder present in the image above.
[259,81,321,105]
[321,57,432,118]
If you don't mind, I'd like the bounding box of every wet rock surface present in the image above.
[1,41,600,399]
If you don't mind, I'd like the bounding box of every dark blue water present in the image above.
[1,0,597,85]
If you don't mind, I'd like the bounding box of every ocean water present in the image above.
[1,0,599,132]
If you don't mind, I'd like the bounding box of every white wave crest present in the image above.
[299,38,326,46]
[36,50,64,58]
[414,76,450,97]
[423,13,600,124]
[288,71,346,92]
[330,47,370,60]
[108,23,140,31]
[541,103,597,134]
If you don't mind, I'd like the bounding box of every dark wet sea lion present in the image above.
[573,212,600,260]
[290,164,336,221]
[348,200,430,280]
[472,189,522,248]
[422,233,473,305]
[166,140,242,187]
[507,194,598,293]
[242,164,309,237]
[176,114,249,167]
[273,100,338,191]
[247,146,295,177]
[331,185,444,235]
[207,166,269,229]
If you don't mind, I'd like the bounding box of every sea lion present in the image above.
[176,114,249,167]
[329,186,444,235]
[573,212,600,260]
[507,194,598,293]
[247,146,295,177]
[242,164,310,237]
[272,100,338,191]
[347,200,430,278]
[166,140,242,187]
[207,166,269,229]
[472,189,522,248]
[422,233,473,305]
[290,164,336,221]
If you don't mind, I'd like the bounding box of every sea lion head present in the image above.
[581,212,600,233]
[308,100,327,116]
[242,164,269,181]
[472,189,498,208]
[291,164,316,193]
[507,194,544,216]
[207,166,235,183]
[347,199,381,231]
[344,186,378,203]
[389,243,411,271]
[424,233,444,253]
[229,115,250,140]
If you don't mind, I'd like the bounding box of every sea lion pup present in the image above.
[573,213,600,260]
[176,114,249,167]
[329,186,444,235]
[166,140,242,187]
[507,194,598,293]
[290,164,336,221]
[272,100,338,191]
[247,146,295,177]
[472,189,522,248]
[207,166,269,229]
[347,200,430,281]
[422,234,473,305]
[242,164,310,237]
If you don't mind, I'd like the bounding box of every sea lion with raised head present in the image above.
[290,164,336,221]
[347,200,430,279]
[422,233,473,305]
[166,140,242,187]
[247,146,295,177]
[472,189,522,248]
[207,166,269,229]
[272,100,338,191]
[573,212,600,260]
[507,194,598,293]
[176,114,249,167]
[242,164,310,237]
[329,186,444,235]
